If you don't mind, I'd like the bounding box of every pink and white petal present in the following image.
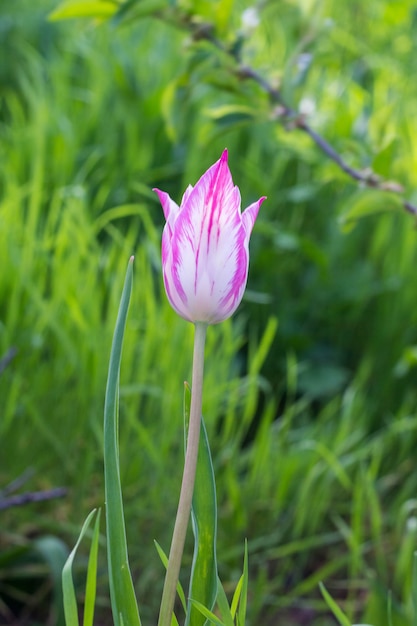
[163,266,192,322]
[206,230,249,321]
[153,188,180,222]
[195,150,233,198]
[157,150,264,324]
[172,232,200,299]
[241,196,266,237]
[178,170,241,274]
[181,184,194,206]
[162,243,193,322]
[188,150,237,223]
[218,245,248,311]
[164,217,250,324]
[161,225,173,268]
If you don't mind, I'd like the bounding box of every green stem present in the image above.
[158,322,208,626]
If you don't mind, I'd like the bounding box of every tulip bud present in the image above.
[154,149,265,325]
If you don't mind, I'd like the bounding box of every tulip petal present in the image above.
[181,184,194,205]
[242,196,266,238]
[155,151,264,324]
[153,189,179,222]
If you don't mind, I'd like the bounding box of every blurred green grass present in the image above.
[1,1,417,625]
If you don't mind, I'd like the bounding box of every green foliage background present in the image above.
[1,0,417,624]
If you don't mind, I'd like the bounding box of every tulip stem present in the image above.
[158,321,208,626]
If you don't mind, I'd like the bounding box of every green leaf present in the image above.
[372,138,399,178]
[161,78,185,143]
[229,546,249,626]
[62,509,98,626]
[184,384,218,626]
[338,189,402,232]
[319,582,352,626]
[206,104,257,125]
[48,0,118,21]
[230,575,243,619]
[104,257,141,626]
[190,600,225,626]
[215,578,234,626]
[237,543,248,626]
[112,0,169,26]
[413,552,417,626]
[84,509,101,626]
[154,540,187,612]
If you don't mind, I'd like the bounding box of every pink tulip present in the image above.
[154,149,265,325]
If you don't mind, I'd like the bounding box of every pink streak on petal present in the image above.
[155,151,265,324]
[170,151,249,323]
[162,230,192,321]
[153,188,179,222]
[205,150,232,248]
[181,184,194,205]
[189,151,240,291]
[242,196,266,237]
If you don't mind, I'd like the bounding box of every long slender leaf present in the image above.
[215,578,234,626]
[319,582,352,626]
[237,542,248,626]
[154,540,187,612]
[83,509,101,626]
[190,600,225,626]
[62,509,98,626]
[230,576,243,619]
[48,0,118,21]
[104,257,141,626]
[183,384,218,626]
[412,553,417,626]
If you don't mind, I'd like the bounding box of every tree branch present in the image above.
[0,469,67,510]
[185,20,417,218]
[0,487,67,511]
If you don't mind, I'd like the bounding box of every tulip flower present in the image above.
[154,151,265,626]
[154,149,265,325]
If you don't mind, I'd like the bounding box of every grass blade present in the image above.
[319,582,351,626]
[215,578,234,626]
[104,257,141,626]
[237,542,248,626]
[413,553,417,626]
[154,540,187,612]
[230,575,243,619]
[48,0,118,21]
[83,509,101,626]
[62,509,98,626]
[184,384,218,626]
[229,543,249,625]
[190,600,225,626]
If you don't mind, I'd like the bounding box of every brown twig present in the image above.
[183,21,417,218]
[1,470,67,511]
[238,64,417,216]
[0,487,67,511]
